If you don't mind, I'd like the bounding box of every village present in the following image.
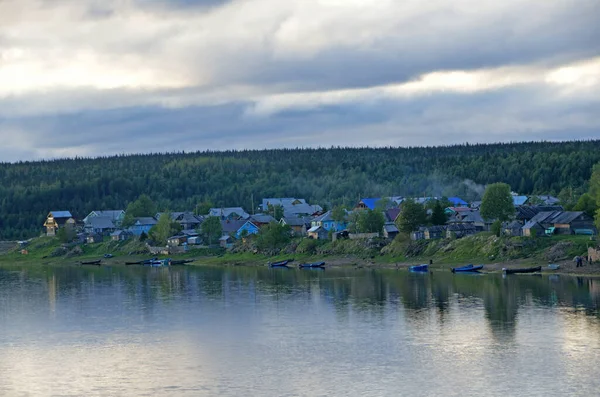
[39,192,597,256]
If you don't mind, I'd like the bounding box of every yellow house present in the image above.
[44,211,76,236]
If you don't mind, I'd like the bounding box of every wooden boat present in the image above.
[409,264,428,272]
[269,259,291,267]
[502,266,542,274]
[125,261,142,265]
[452,264,483,273]
[170,259,194,266]
[81,260,101,266]
[299,261,325,268]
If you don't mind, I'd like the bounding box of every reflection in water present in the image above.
[0,264,599,396]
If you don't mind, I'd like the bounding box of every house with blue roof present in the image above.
[447,197,468,207]
[311,211,348,232]
[355,198,381,210]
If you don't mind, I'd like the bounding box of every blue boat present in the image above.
[299,261,325,268]
[409,264,429,272]
[146,258,171,267]
[451,264,483,273]
[269,259,292,268]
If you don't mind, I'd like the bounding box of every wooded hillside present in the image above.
[1,140,599,239]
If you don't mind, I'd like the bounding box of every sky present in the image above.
[0,0,599,161]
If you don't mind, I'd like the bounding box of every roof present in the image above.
[219,235,232,241]
[308,225,324,233]
[282,203,322,216]
[505,220,522,228]
[86,217,115,229]
[358,198,380,210]
[512,195,528,206]
[261,198,306,210]
[529,211,586,225]
[110,230,131,236]
[523,220,544,230]
[281,216,311,226]
[535,195,560,205]
[181,229,199,236]
[250,214,277,224]
[220,219,246,233]
[87,210,124,220]
[313,211,334,223]
[49,211,73,218]
[208,207,250,219]
[384,223,399,233]
[425,225,447,232]
[447,223,476,231]
[385,208,401,222]
[134,217,157,226]
[447,197,468,206]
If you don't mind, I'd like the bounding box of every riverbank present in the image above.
[1,233,599,275]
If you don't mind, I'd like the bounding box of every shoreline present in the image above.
[2,252,599,276]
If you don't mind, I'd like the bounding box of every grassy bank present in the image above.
[1,233,598,275]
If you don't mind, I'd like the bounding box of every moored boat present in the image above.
[452,264,483,273]
[269,259,292,267]
[81,260,101,266]
[409,264,429,272]
[502,266,542,274]
[170,259,195,266]
[299,261,325,268]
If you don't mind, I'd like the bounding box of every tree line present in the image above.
[1,140,600,239]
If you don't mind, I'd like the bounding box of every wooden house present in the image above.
[111,230,132,242]
[84,216,116,235]
[307,225,329,240]
[446,224,477,239]
[280,216,311,236]
[522,211,596,236]
[44,211,76,236]
[219,235,233,249]
[208,207,250,220]
[424,225,446,240]
[83,210,125,227]
[383,223,399,239]
[86,234,103,244]
[129,217,157,236]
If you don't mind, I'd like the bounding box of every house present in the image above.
[219,235,234,249]
[168,235,188,246]
[446,224,477,239]
[86,234,103,244]
[411,229,425,241]
[82,210,125,227]
[470,201,482,209]
[236,221,260,238]
[522,211,596,236]
[447,209,488,231]
[208,207,250,220]
[261,198,322,217]
[43,211,76,236]
[307,225,329,240]
[187,236,202,245]
[83,217,116,235]
[383,223,399,239]
[503,220,523,237]
[311,211,347,232]
[129,217,157,236]
[522,221,546,237]
[280,216,311,236]
[111,230,132,242]
[249,214,277,227]
[515,205,564,223]
[532,195,561,206]
[156,212,203,230]
[447,197,468,207]
[424,225,446,240]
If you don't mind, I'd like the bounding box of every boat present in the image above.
[409,264,429,272]
[81,260,101,266]
[299,261,325,268]
[548,264,560,270]
[170,259,195,266]
[502,266,542,274]
[451,264,483,273]
[145,259,170,267]
[104,254,113,258]
[125,261,143,265]
[269,259,292,267]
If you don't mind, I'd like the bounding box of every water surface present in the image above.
[1,265,599,396]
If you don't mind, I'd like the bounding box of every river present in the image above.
[0,265,599,396]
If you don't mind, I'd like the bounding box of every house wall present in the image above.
[589,247,600,263]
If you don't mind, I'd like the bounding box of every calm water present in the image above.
[1,265,599,396]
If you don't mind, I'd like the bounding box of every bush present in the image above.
[296,238,318,254]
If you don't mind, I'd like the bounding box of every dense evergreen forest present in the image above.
[1,140,599,239]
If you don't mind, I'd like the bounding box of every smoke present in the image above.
[462,179,486,198]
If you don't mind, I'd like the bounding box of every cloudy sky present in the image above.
[0,0,599,161]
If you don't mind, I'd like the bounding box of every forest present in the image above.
[1,140,599,239]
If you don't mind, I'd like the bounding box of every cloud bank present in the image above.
[0,0,599,161]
